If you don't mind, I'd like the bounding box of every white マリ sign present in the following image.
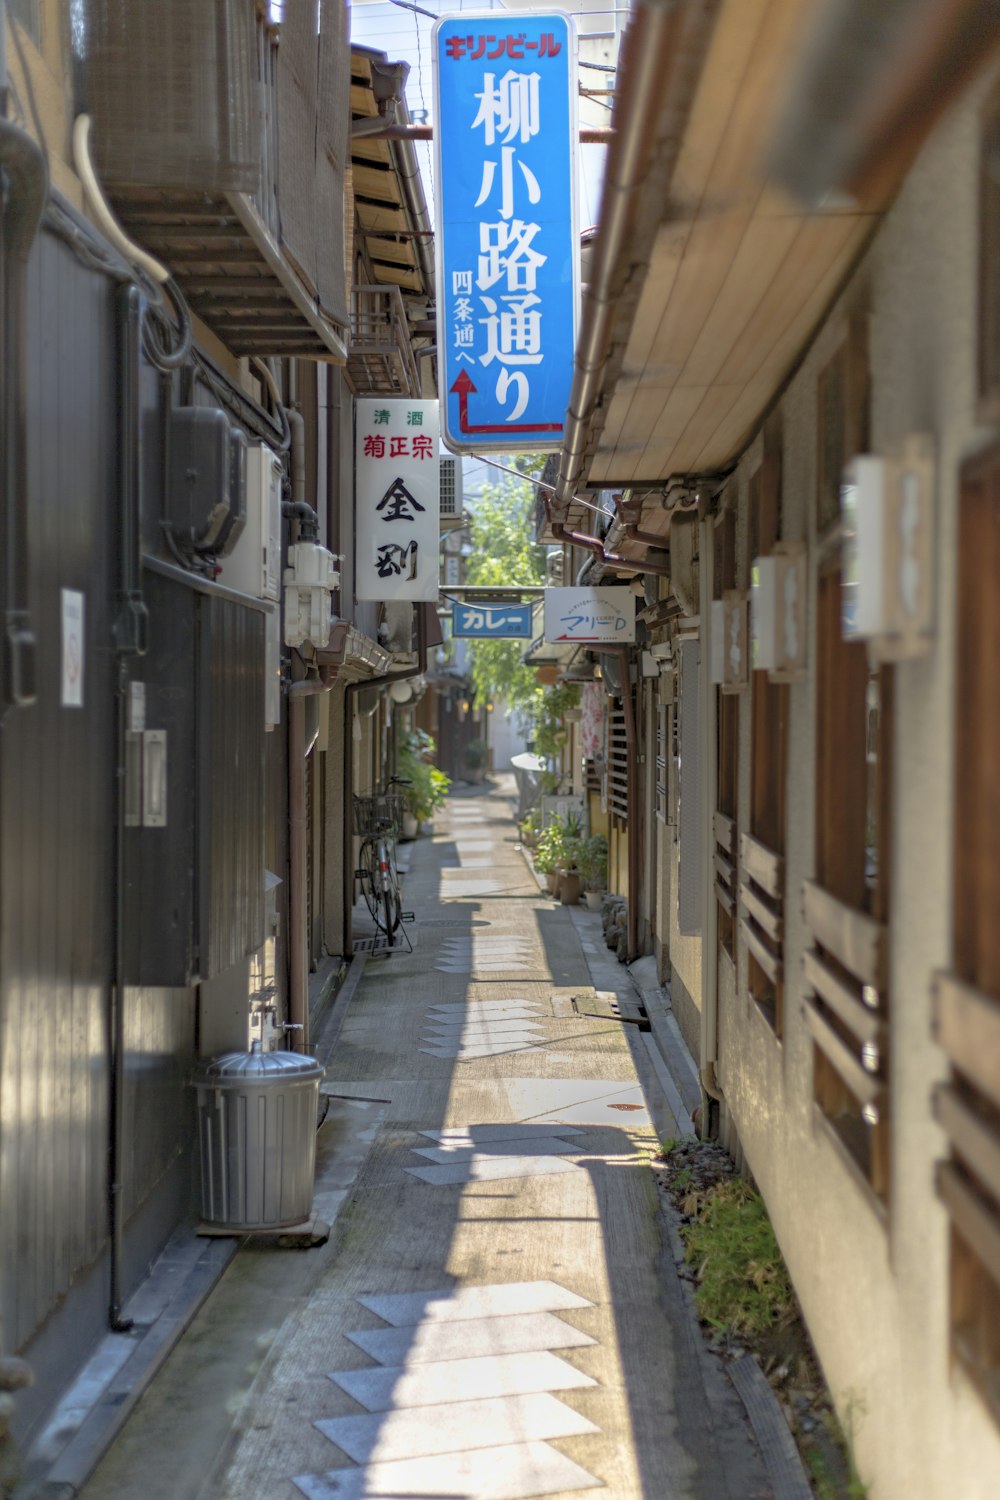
[61,589,85,707]
[355,399,440,602]
[544,586,636,644]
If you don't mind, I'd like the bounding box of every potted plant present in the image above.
[534,817,565,894]
[579,833,608,910]
[519,808,541,849]
[558,830,583,905]
[397,730,450,836]
[463,737,487,784]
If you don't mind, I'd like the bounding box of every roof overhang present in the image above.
[557,0,913,499]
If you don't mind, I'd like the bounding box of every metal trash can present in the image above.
[192,1044,323,1229]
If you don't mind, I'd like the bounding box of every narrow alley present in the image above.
[77,784,767,1500]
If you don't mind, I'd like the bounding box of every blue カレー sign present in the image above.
[452,602,534,639]
[433,11,578,454]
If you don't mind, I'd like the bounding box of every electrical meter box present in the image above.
[750,543,807,680]
[222,443,283,601]
[710,591,749,692]
[840,435,934,660]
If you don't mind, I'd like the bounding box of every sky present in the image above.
[350,0,624,229]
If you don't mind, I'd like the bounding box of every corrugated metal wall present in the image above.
[0,227,117,1353]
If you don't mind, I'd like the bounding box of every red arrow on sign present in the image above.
[450,370,563,435]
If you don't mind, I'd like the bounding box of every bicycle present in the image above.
[353,779,409,947]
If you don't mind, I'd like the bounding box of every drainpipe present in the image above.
[389,98,435,300]
[109,285,148,1333]
[551,0,718,519]
[342,608,427,950]
[698,517,723,1120]
[287,691,309,1054]
[618,646,641,961]
[549,513,672,577]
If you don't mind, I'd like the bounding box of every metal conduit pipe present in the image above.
[390,100,435,299]
[551,0,718,520]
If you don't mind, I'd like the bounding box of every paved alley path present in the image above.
[81,784,767,1500]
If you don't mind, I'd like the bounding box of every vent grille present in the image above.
[440,458,459,516]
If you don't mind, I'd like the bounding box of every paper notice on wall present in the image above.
[61,589,84,708]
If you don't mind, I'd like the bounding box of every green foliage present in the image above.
[531,682,580,760]
[462,459,547,718]
[463,738,487,770]
[680,1178,794,1337]
[578,833,608,890]
[519,808,541,846]
[534,811,583,874]
[397,729,450,824]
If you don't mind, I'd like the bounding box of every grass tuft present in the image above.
[679,1177,795,1337]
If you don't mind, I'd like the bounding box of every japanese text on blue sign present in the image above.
[453,602,534,638]
[433,11,578,454]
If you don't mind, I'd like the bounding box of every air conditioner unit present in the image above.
[750,542,807,680]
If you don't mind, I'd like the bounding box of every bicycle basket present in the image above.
[353,791,405,838]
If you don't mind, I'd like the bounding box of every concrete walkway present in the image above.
[79,784,768,1500]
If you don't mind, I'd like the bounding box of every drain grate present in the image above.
[608,1103,644,1112]
[352,935,392,954]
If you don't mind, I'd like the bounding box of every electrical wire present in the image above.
[250,356,292,453]
[140,276,192,371]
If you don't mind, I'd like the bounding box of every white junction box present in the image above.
[283,542,341,649]
[710,591,749,692]
[222,443,283,602]
[840,435,934,659]
[751,543,807,679]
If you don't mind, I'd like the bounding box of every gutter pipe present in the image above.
[389,98,435,301]
[618,645,641,961]
[551,0,717,519]
[697,517,723,1115]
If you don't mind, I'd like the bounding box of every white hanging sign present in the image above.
[355,399,440,601]
[544,586,636,643]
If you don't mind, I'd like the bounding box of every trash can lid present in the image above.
[191,1046,323,1085]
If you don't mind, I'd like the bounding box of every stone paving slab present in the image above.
[79,785,769,1500]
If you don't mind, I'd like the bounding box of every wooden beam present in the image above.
[803,997,882,1108]
[803,948,881,1046]
[937,1160,1000,1292]
[934,971,1000,1111]
[802,879,885,988]
[740,831,783,898]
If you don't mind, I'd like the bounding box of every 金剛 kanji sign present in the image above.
[356,400,440,601]
[433,11,578,454]
[544,586,636,644]
[453,601,534,638]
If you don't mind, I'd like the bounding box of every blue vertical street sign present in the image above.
[452,601,535,638]
[433,11,579,454]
